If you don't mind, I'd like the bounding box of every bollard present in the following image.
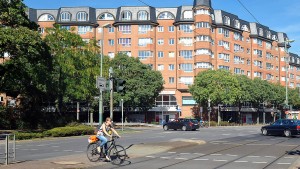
[5,135,8,165]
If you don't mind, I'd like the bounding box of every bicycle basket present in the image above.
[88,135,98,143]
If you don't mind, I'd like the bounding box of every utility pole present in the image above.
[121,99,124,131]
[208,98,211,127]
[109,67,114,120]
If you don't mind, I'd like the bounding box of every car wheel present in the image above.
[284,130,291,137]
[182,126,187,131]
[163,125,169,131]
[262,129,268,136]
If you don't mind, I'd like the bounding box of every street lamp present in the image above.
[284,38,295,111]
[99,23,111,125]
[208,98,211,127]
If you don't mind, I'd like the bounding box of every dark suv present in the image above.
[163,118,199,131]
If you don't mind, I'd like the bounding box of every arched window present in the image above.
[98,13,114,20]
[223,16,230,26]
[137,11,148,20]
[272,35,277,40]
[234,20,240,29]
[60,12,71,22]
[183,11,193,20]
[241,25,249,32]
[77,12,88,21]
[121,11,132,21]
[259,28,263,36]
[266,31,271,39]
[38,14,55,21]
[157,12,175,20]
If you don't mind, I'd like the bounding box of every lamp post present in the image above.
[99,23,111,125]
[208,98,211,127]
[284,39,295,111]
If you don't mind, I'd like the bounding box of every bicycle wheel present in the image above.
[86,143,100,162]
[108,145,127,165]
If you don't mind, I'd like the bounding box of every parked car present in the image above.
[261,119,300,137]
[163,118,200,131]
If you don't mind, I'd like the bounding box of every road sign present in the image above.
[96,77,106,91]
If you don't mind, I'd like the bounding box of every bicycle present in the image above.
[86,135,127,165]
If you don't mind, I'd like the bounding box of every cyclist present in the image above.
[96,117,121,161]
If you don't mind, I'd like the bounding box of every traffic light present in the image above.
[116,78,126,92]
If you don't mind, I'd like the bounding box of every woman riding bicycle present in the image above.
[96,117,121,161]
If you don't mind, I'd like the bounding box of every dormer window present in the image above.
[38,14,55,21]
[241,25,249,32]
[158,12,175,20]
[60,12,71,22]
[259,28,263,36]
[77,12,88,21]
[138,11,148,20]
[223,16,230,26]
[121,11,132,21]
[183,11,193,20]
[266,31,271,39]
[272,35,277,40]
[234,20,240,29]
[98,13,114,20]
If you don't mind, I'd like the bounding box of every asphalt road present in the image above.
[1,126,299,169]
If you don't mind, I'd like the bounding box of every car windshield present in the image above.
[191,119,199,123]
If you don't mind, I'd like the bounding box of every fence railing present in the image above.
[0,134,16,165]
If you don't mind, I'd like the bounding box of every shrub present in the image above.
[43,125,94,137]
[14,132,44,140]
[209,121,217,127]
[219,121,230,126]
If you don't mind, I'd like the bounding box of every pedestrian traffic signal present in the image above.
[116,79,126,93]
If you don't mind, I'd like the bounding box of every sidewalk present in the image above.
[0,139,205,169]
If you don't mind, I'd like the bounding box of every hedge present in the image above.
[13,125,94,140]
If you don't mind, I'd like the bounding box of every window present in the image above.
[254,49,263,57]
[247,59,250,65]
[179,50,193,59]
[158,39,164,45]
[234,20,240,29]
[179,77,193,85]
[60,12,71,21]
[158,51,164,58]
[218,65,230,71]
[254,60,263,68]
[138,38,152,46]
[266,63,272,70]
[157,64,164,71]
[254,72,262,78]
[266,74,273,80]
[138,25,152,34]
[266,42,272,49]
[38,14,55,21]
[118,25,131,34]
[157,26,164,32]
[78,26,92,34]
[169,38,175,45]
[272,35,277,40]
[219,28,230,37]
[266,52,273,59]
[241,25,249,31]
[60,26,70,30]
[218,53,230,62]
[253,38,263,46]
[195,9,210,15]
[259,28,263,36]
[138,11,148,20]
[179,64,193,72]
[183,11,193,20]
[77,12,88,21]
[169,77,175,84]
[234,56,241,64]
[195,22,210,28]
[195,49,212,56]
[195,62,212,69]
[223,16,230,25]
[266,31,271,39]
[118,51,131,57]
[169,64,175,70]
[179,24,193,33]
[234,68,241,74]
[195,35,210,42]
[138,50,153,59]
[118,38,131,46]
[234,44,241,52]
[98,13,114,20]
[121,11,131,20]
[108,39,114,46]
[169,26,175,32]
[179,37,192,46]
[108,27,114,32]
[158,12,175,19]
[234,32,241,40]
[169,51,175,57]
[218,40,230,50]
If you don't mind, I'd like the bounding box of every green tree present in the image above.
[108,54,164,111]
[44,25,101,114]
[189,70,241,106]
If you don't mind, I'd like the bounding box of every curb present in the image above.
[289,156,300,169]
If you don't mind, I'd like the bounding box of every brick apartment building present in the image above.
[2,0,300,123]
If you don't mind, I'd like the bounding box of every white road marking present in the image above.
[37,144,46,147]
[247,156,260,158]
[284,157,294,159]
[211,154,222,156]
[175,158,187,160]
[252,161,267,164]
[51,146,59,148]
[265,156,276,158]
[247,144,271,146]
[168,152,176,154]
[210,141,228,143]
[193,153,205,155]
[160,157,171,159]
[222,134,231,136]
[211,143,220,144]
[234,161,248,163]
[63,150,73,152]
[277,163,291,165]
[226,154,238,157]
[180,153,190,155]
[214,159,228,162]
[146,156,155,158]
[75,151,83,153]
[194,158,209,161]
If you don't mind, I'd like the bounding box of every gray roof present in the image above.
[193,0,212,8]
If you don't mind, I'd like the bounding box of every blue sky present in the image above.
[24,0,300,54]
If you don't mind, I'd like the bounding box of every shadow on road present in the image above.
[287,150,300,156]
